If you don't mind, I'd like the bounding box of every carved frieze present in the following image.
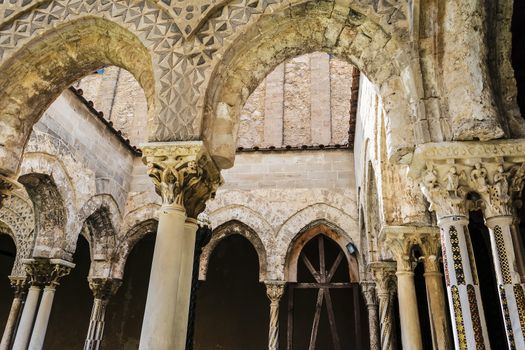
[142,141,223,218]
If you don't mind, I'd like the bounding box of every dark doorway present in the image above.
[468,210,507,349]
[45,235,92,349]
[0,233,16,332]
[194,234,268,350]
[102,232,156,350]
[284,234,368,350]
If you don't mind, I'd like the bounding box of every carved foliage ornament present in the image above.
[24,259,73,287]
[142,142,223,218]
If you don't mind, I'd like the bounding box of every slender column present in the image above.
[84,278,122,350]
[12,285,41,350]
[28,260,73,350]
[420,233,452,350]
[438,215,490,350]
[485,215,525,348]
[361,281,380,350]
[139,141,222,350]
[370,261,397,350]
[0,277,27,350]
[265,281,285,350]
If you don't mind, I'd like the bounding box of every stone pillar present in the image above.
[370,261,397,350]
[138,141,222,350]
[484,215,525,347]
[420,232,452,350]
[0,277,27,350]
[84,278,122,350]
[361,281,380,350]
[27,259,74,350]
[265,281,285,350]
[12,284,40,350]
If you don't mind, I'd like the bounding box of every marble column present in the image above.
[0,277,27,350]
[84,278,122,350]
[484,215,525,348]
[28,260,74,350]
[11,284,40,350]
[361,281,380,350]
[420,233,452,350]
[138,142,222,350]
[370,261,397,350]
[265,281,285,350]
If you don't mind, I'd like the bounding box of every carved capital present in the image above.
[0,175,20,209]
[265,281,286,304]
[8,276,27,298]
[142,141,223,218]
[369,261,397,298]
[88,277,122,300]
[381,226,432,272]
[23,258,74,287]
[361,281,377,306]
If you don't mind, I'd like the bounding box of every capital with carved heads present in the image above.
[141,141,223,219]
[265,280,286,304]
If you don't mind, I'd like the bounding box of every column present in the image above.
[11,285,41,350]
[420,233,452,350]
[138,141,222,350]
[0,277,27,350]
[28,260,74,350]
[370,261,397,350]
[484,215,525,348]
[265,281,285,350]
[84,278,122,350]
[361,281,380,350]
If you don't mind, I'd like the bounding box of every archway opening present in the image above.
[102,232,156,349]
[194,234,268,350]
[44,235,91,348]
[0,232,16,331]
[284,234,368,349]
[468,210,507,348]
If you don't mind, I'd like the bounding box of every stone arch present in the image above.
[202,1,420,168]
[284,221,360,283]
[112,218,158,280]
[0,16,155,177]
[19,153,83,259]
[199,220,268,282]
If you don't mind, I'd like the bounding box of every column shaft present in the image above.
[84,298,108,350]
[367,304,379,350]
[485,216,525,348]
[439,216,490,350]
[139,206,196,350]
[377,291,395,350]
[12,285,41,350]
[423,270,452,350]
[396,271,423,350]
[0,294,24,350]
[28,285,56,349]
[265,282,285,350]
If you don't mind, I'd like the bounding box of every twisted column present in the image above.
[370,261,397,350]
[0,277,27,350]
[361,281,379,350]
[138,142,222,350]
[84,278,121,350]
[265,281,285,350]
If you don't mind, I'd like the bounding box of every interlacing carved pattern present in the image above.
[494,225,512,284]
[467,284,486,350]
[451,286,467,350]
[449,226,465,285]
[464,229,479,285]
[499,285,516,350]
[513,284,525,336]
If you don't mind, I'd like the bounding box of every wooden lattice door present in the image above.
[286,234,362,350]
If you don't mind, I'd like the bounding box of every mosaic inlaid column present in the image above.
[484,215,525,348]
[139,142,222,350]
[420,233,452,350]
[437,215,490,350]
[361,281,380,350]
[371,261,397,350]
[28,259,74,350]
[84,278,122,350]
[0,277,27,350]
[265,281,285,350]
